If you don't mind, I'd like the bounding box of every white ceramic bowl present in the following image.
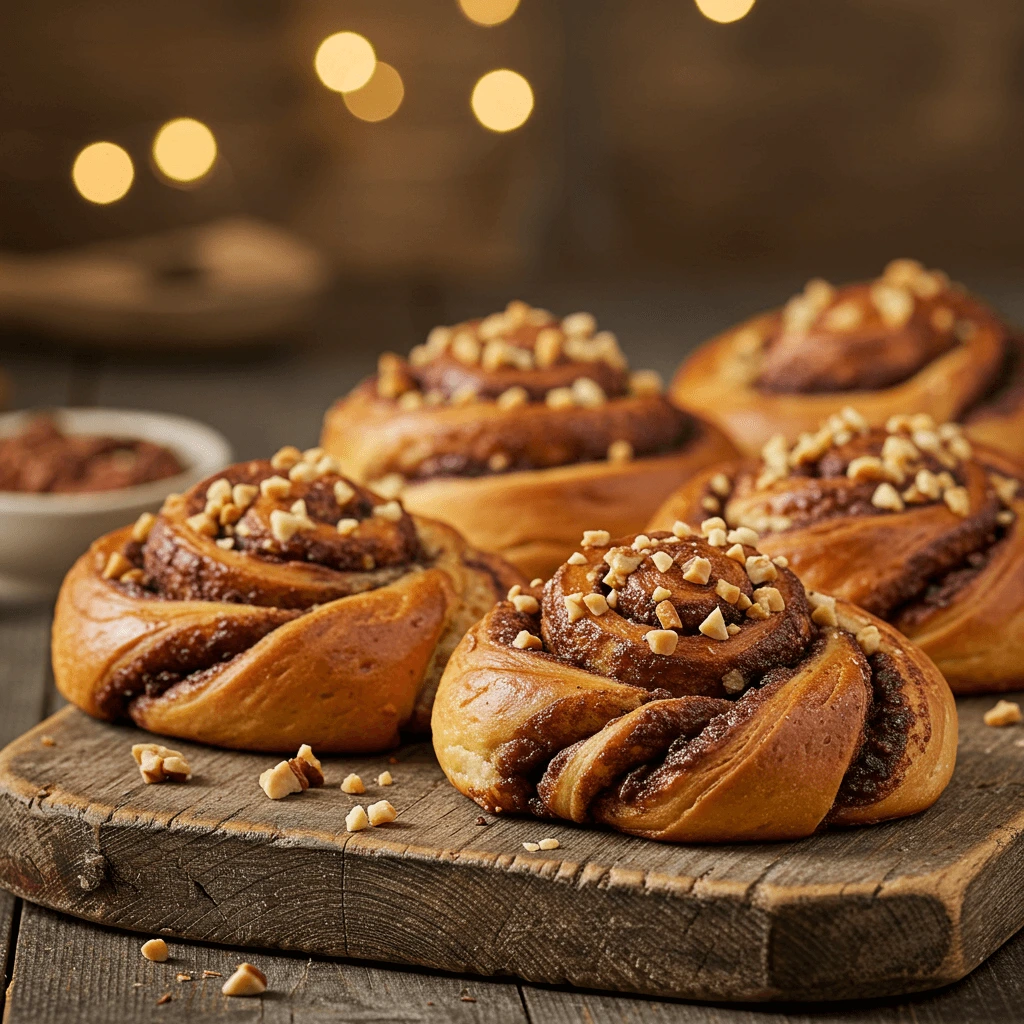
[0,408,232,604]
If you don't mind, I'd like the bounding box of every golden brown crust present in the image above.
[52,452,521,753]
[649,412,1024,693]
[322,301,738,578]
[670,260,1014,457]
[432,528,956,842]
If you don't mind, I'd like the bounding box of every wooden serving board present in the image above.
[0,696,1022,1004]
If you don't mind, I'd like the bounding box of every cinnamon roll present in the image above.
[321,301,737,578]
[432,523,955,842]
[671,259,1024,460]
[53,446,520,753]
[650,409,1024,694]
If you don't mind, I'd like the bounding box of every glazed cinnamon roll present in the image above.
[650,409,1024,694]
[431,523,956,842]
[321,301,737,578]
[53,446,520,753]
[671,259,1024,460]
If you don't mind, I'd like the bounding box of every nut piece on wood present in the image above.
[131,744,191,784]
[141,938,169,962]
[367,800,397,826]
[377,771,393,786]
[341,773,365,794]
[259,761,304,800]
[984,700,1022,727]
[346,805,369,832]
[221,963,267,997]
[288,743,325,788]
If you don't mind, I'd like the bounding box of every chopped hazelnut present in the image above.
[215,537,234,550]
[715,578,741,603]
[746,603,769,621]
[341,773,366,795]
[131,512,157,543]
[538,837,560,851]
[567,551,588,565]
[984,700,1022,727]
[562,311,596,336]
[808,592,839,627]
[656,600,682,630]
[288,461,318,484]
[943,486,970,517]
[725,543,746,563]
[367,800,397,826]
[132,743,191,784]
[337,518,359,536]
[699,607,729,640]
[530,577,544,587]
[644,629,679,655]
[271,446,302,471]
[682,556,712,585]
[546,387,575,410]
[102,551,133,579]
[855,625,882,656]
[701,516,727,536]
[652,585,672,602]
[582,529,611,548]
[259,761,304,800]
[534,327,563,368]
[451,333,481,365]
[990,473,1019,506]
[332,480,356,506]
[726,527,759,547]
[289,744,325,788]
[398,390,424,411]
[270,509,312,544]
[632,534,655,551]
[870,282,914,328]
[772,556,789,568]
[745,555,777,584]
[221,963,267,997]
[709,472,732,497]
[346,805,369,832]
[722,669,745,694]
[672,520,692,538]
[871,482,905,512]
[564,592,586,623]
[141,938,169,962]
[513,594,540,614]
[583,593,609,616]
[607,439,634,463]
[603,548,644,576]
[629,369,663,397]
[753,586,785,612]
[571,377,607,408]
[701,495,721,513]
[260,475,291,500]
[522,842,540,852]
[497,385,529,410]
[373,500,404,522]
[846,456,888,483]
[377,771,393,786]
[206,478,232,507]
[706,528,727,548]
[507,584,522,600]
[726,624,741,635]
[513,630,543,650]
[997,510,1015,526]
[651,550,674,573]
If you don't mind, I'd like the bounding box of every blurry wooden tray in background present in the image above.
[0,695,1022,1004]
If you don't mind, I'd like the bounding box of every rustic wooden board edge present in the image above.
[0,708,1022,1004]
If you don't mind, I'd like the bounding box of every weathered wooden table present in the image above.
[2,280,1023,1022]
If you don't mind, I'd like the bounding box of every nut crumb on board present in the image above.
[131,744,191,785]
[39,735,56,747]
[221,963,267,997]
[377,770,393,786]
[259,744,325,799]
[141,938,169,962]
[984,700,1022,727]
[202,970,222,978]
[341,773,366,794]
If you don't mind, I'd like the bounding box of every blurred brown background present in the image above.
[2,0,1022,291]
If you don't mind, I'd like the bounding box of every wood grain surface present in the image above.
[0,692,1022,1004]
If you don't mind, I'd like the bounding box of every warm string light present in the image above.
[152,118,217,183]
[71,142,134,204]
[343,62,405,122]
[471,69,534,132]
[694,0,756,23]
[314,32,377,93]
[458,0,520,27]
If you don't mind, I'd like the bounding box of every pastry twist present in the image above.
[53,446,519,752]
[651,409,1024,693]
[322,301,736,577]
[670,259,1023,460]
[432,523,956,842]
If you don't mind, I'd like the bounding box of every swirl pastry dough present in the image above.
[321,301,736,578]
[432,523,956,842]
[650,409,1024,694]
[53,446,520,752]
[670,259,1024,460]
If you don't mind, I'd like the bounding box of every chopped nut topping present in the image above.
[370,473,405,499]
[270,446,302,471]
[567,551,588,565]
[288,461,318,484]
[701,517,727,536]
[726,624,741,635]
[943,486,970,517]
[725,543,746,563]
[870,282,914,328]
[583,593,609,616]
[534,327,562,368]
[629,369,663,397]
[564,592,586,623]
[772,556,789,568]
[604,549,644,576]
[545,387,575,410]
[651,550,674,573]
[345,805,370,832]
[581,529,611,548]
[333,480,355,506]
[398,390,424,410]
[378,771,394,786]
[562,311,596,336]
[808,592,838,627]
[513,630,543,650]
[530,577,544,587]
[607,439,633,463]
[367,799,398,826]
[746,603,769,621]
[715,579,741,604]
[699,606,729,640]
[571,376,607,408]
[215,537,234,550]
[450,384,479,405]
[336,518,359,536]
[523,842,540,852]
[259,761,304,799]
[185,513,217,538]
[341,773,366,795]
[823,301,862,331]
[497,385,529,410]
[131,512,157,543]
[871,482,905,513]
[990,473,1019,506]
[672,520,692,538]
[726,527,759,547]
[745,555,777,584]
[855,625,882,656]
[753,586,785,612]
[538,837,560,851]
[644,629,679,655]
[722,669,746,694]
[701,495,721,513]
[846,456,888,483]
[631,534,655,551]
[102,551,133,579]
[373,500,404,522]
[709,473,732,498]
[984,700,1022,728]
[206,478,232,506]
[132,743,191,784]
[507,584,522,600]
[736,593,752,610]
[656,600,682,629]
[451,333,481,365]
[997,510,1015,526]
[270,508,313,544]
[706,528,727,548]
[652,585,671,602]
[141,938,169,962]
[221,963,267,997]
[260,475,291,500]
[681,555,712,584]
[513,594,540,614]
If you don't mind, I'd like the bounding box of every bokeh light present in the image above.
[71,142,134,204]
[314,32,377,93]
[343,62,405,123]
[458,0,520,27]
[471,69,534,133]
[694,0,756,23]
[152,118,217,183]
